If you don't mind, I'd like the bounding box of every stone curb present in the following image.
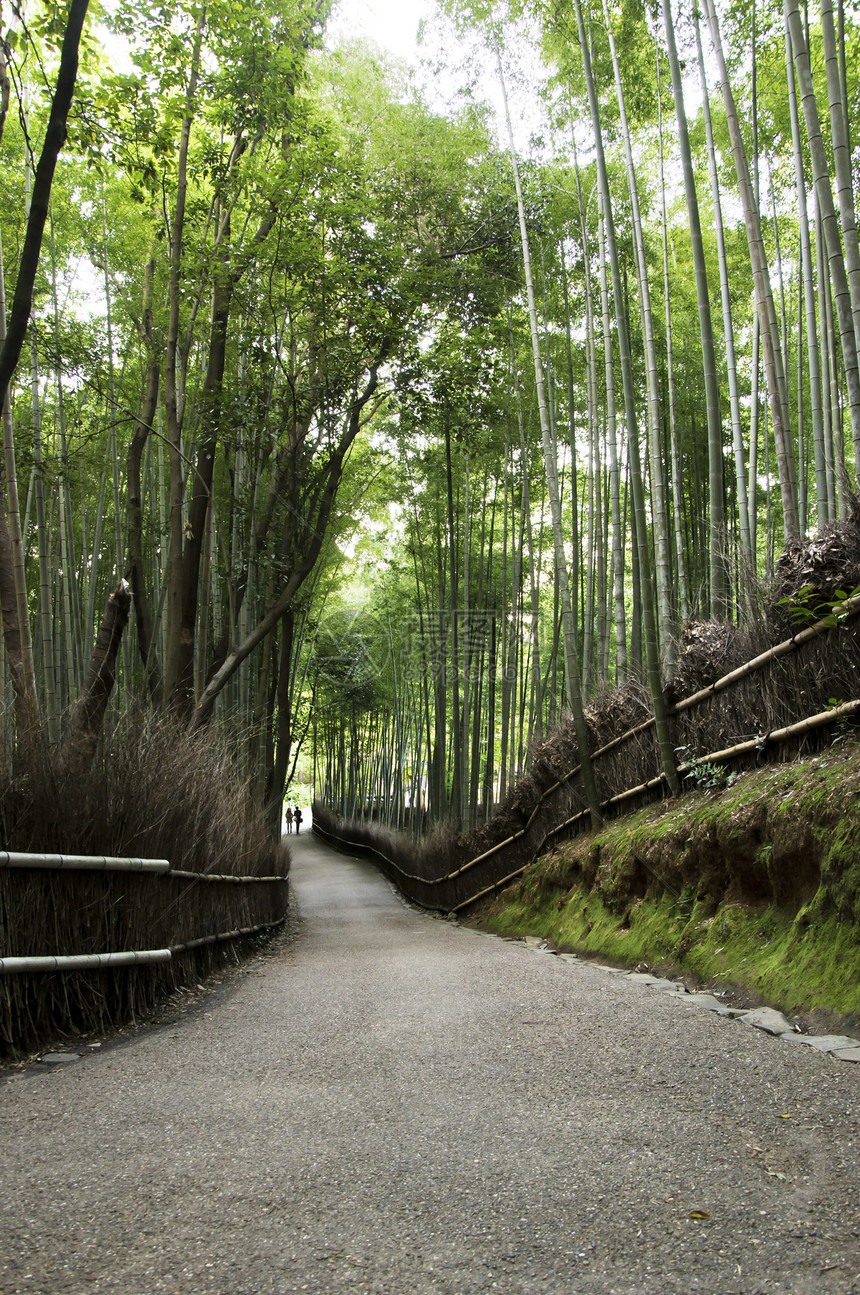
[515,937,860,1063]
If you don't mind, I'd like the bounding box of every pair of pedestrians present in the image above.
[285,805,303,834]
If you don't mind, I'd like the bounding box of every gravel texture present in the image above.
[1,829,859,1295]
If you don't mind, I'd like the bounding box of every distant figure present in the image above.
[294,807,303,834]
[285,806,293,834]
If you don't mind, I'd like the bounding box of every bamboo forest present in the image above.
[1,0,859,842]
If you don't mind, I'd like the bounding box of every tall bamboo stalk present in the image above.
[664,0,727,616]
[821,0,860,358]
[701,0,799,541]
[785,0,860,477]
[569,0,679,793]
[784,24,829,527]
[497,48,601,823]
[694,9,752,572]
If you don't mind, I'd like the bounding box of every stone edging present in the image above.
[514,935,860,1063]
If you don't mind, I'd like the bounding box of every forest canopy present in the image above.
[0,0,857,836]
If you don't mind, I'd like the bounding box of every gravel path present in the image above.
[2,829,859,1295]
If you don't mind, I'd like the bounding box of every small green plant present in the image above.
[675,745,730,789]
[777,583,860,629]
[686,760,729,789]
[825,697,855,747]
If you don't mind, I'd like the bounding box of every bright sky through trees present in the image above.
[328,0,433,60]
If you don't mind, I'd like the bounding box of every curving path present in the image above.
[2,828,859,1294]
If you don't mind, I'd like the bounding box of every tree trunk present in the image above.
[56,581,132,780]
[701,0,800,541]
[0,0,90,402]
[497,47,601,824]
[162,12,205,707]
[125,320,163,698]
[0,0,90,762]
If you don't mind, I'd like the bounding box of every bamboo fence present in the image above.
[316,603,860,912]
[0,854,289,1053]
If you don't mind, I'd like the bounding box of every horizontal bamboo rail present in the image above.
[0,918,287,975]
[322,694,860,914]
[0,854,287,882]
[0,852,170,873]
[171,919,285,952]
[674,695,860,767]
[514,598,860,821]
[450,863,532,912]
[168,870,288,884]
[0,949,172,973]
[671,597,860,713]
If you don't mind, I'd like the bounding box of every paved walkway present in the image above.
[1,829,859,1294]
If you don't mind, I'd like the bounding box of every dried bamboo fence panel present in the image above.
[0,862,289,1055]
[317,609,860,914]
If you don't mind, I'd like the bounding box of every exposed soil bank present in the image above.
[465,740,860,1034]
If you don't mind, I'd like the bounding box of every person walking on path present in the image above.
[294,807,303,834]
[285,806,293,834]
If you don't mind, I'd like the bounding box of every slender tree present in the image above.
[497,48,602,824]
[700,0,800,540]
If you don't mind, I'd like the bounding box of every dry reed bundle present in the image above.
[769,496,860,631]
[0,715,289,1056]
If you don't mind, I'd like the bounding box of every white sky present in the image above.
[325,0,554,159]
[326,0,435,62]
[97,0,544,156]
[99,0,436,77]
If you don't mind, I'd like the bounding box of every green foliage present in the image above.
[776,585,860,629]
[675,745,733,790]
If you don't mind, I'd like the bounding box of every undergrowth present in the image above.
[470,741,860,1026]
[0,713,289,1056]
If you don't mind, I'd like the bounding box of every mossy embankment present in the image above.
[466,741,860,1030]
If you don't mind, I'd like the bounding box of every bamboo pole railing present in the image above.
[0,917,287,975]
[168,870,287,883]
[511,598,860,818]
[670,600,860,713]
[319,694,860,913]
[0,852,170,873]
[1,854,289,974]
[0,949,173,974]
[170,919,285,953]
[0,853,288,882]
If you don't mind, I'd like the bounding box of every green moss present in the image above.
[483,884,860,1018]
[819,821,860,923]
[477,744,860,1022]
